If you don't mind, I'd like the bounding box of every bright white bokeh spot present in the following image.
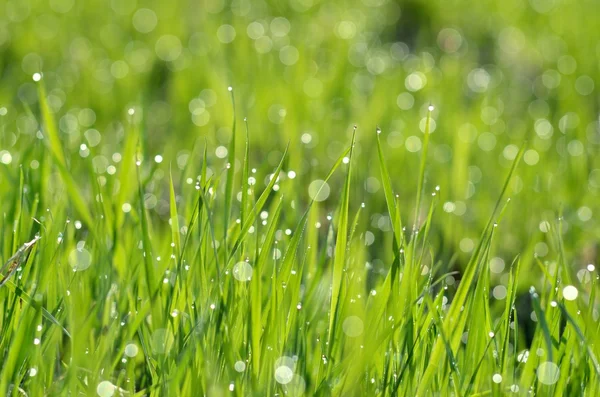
[308,180,330,202]
[124,343,139,357]
[489,257,505,273]
[301,133,312,144]
[493,285,507,300]
[492,373,502,384]
[215,146,228,158]
[275,366,294,384]
[537,361,560,385]
[234,360,246,372]
[342,316,364,337]
[0,151,13,164]
[562,285,578,301]
[96,381,116,397]
[405,72,427,91]
[233,261,253,282]
[69,248,92,271]
[274,356,295,385]
[32,72,42,82]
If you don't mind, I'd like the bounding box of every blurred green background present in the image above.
[1,0,599,274]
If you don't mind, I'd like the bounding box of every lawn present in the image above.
[0,0,599,395]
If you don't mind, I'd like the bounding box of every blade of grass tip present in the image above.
[416,143,524,396]
[223,86,236,259]
[327,126,357,354]
[1,235,41,287]
[347,204,363,249]
[413,105,434,232]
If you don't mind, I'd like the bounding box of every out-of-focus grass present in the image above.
[0,0,599,395]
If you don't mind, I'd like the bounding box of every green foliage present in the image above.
[0,0,599,396]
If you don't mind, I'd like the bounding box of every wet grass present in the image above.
[0,85,599,396]
[1,1,600,395]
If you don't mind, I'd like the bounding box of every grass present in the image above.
[1,0,600,395]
